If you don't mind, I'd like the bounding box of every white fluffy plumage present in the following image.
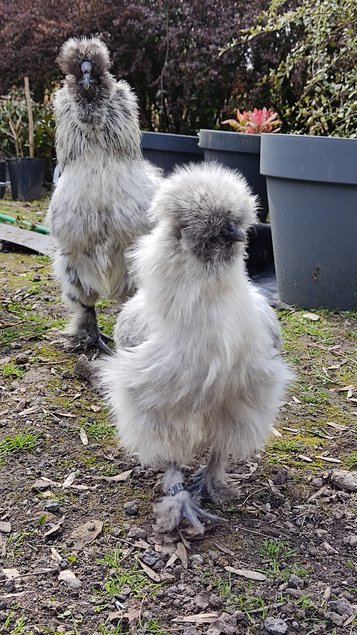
[101,162,292,532]
[46,36,161,348]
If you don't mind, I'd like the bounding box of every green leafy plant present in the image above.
[242,0,357,136]
[0,88,55,159]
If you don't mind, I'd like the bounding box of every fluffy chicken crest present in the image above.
[57,36,111,77]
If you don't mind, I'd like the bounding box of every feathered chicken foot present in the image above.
[70,305,113,355]
[154,466,226,534]
[188,451,240,503]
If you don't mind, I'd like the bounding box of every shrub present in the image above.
[242,0,357,136]
[0,88,55,160]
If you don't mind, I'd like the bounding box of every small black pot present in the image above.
[0,160,6,199]
[141,132,203,174]
[8,158,44,202]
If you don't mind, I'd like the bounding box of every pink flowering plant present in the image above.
[222,107,281,134]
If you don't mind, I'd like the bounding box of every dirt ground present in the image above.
[0,199,356,635]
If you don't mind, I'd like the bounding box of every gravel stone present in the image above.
[15,353,30,365]
[141,549,161,567]
[329,598,354,616]
[264,617,288,634]
[288,573,304,588]
[45,500,60,514]
[209,593,223,609]
[123,500,139,515]
[331,470,357,492]
[324,611,345,626]
[32,479,51,492]
[127,526,147,539]
[0,521,12,534]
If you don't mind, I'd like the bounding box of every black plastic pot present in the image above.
[260,134,357,310]
[0,161,6,199]
[141,132,203,174]
[246,222,274,277]
[198,130,268,222]
[8,158,44,202]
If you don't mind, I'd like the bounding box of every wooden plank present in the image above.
[0,223,57,256]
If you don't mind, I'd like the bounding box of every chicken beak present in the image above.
[221,225,246,242]
[81,60,92,90]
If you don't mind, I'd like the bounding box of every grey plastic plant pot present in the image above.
[141,132,203,174]
[8,158,44,202]
[198,129,268,222]
[260,134,357,310]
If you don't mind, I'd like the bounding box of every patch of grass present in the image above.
[344,451,357,470]
[259,539,306,579]
[97,626,125,635]
[2,360,24,379]
[98,546,160,601]
[0,432,38,458]
[1,614,33,635]
[84,419,116,442]
[144,619,170,635]
[6,531,34,559]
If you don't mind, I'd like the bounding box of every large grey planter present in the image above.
[198,129,268,222]
[141,132,203,174]
[260,134,357,310]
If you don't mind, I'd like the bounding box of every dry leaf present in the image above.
[307,486,328,503]
[138,560,161,582]
[224,566,267,581]
[134,539,150,550]
[50,547,64,564]
[272,427,282,437]
[298,454,313,463]
[338,384,355,392]
[176,541,188,569]
[325,422,348,431]
[92,469,133,483]
[90,404,101,412]
[322,541,338,554]
[172,612,219,624]
[79,428,89,446]
[56,412,77,418]
[315,455,342,464]
[62,472,77,488]
[69,520,103,550]
[125,605,142,625]
[214,542,235,556]
[165,552,179,568]
[43,515,65,539]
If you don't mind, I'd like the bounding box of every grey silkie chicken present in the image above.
[47,36,162,353]
[101,162,292,532]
